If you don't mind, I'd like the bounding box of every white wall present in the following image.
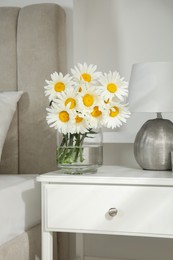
[74,0,173,78]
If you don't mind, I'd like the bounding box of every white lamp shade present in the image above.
[129,62,173,112]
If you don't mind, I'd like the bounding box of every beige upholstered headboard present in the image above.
[0,3,66,174]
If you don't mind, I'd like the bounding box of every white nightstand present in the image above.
[37,165,173,260]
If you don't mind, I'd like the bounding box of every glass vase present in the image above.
[56,129,103,174]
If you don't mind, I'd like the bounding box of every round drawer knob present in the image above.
[108,207,118,217]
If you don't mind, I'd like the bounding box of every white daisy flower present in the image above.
[44,72,73,101]
[98,71,128,101]
[44,64,131,135]
[102,102,130,129]
[54,87,79,110]
[46,102,74,134]
[78,85,102,113]
[71,62,101,84]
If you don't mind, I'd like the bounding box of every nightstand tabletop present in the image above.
[37,165,173,186]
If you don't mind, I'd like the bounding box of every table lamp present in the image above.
[129,62,173,171]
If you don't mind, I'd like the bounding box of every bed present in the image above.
[0,3,66,260]
[0,175,41,260]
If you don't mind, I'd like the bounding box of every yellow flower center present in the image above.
[91,106,102,117]
[75,115,83,123]
[81,73,91,82]
[107,83,117,93]
[65,98,76,109]
[83,94,94,107]
[109,106,119,117]
[54,82,65,92]
[59,111,69,122]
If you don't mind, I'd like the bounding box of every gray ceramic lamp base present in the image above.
[134,117,173,171]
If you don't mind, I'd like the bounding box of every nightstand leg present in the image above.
[42,230,53,260]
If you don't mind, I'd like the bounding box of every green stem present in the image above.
[57,129,97,165]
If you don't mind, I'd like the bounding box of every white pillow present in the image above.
[0,91,23,160]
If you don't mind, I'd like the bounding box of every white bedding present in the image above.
[0,174,41,246]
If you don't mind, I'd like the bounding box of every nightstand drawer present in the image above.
[44,184,173,237]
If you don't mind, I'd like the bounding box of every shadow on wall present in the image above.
[103,143,140,169]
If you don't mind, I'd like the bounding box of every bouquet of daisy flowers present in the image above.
[44,63,130,170]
